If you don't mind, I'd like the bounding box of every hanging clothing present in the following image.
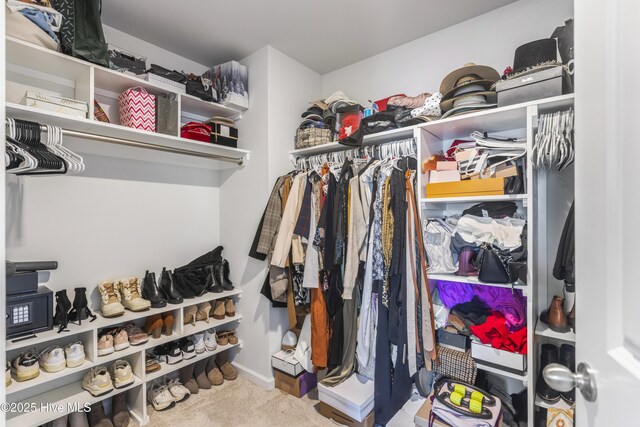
[272,173,306,268]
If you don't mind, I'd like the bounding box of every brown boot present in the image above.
[193,359,211,390]
[183,305,197,326]
[179,364,199,394]
[161,311,174,336]
[89,401,113,427]
[224,298,235,317]
[144,314,163,339]
[212,300,225,320]
[216,352,237,381]
[112,392,130,427]
[541,295,570,333]
[69,411,89,427]
[206,356,224,386]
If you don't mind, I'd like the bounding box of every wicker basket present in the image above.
[295,128,333,149]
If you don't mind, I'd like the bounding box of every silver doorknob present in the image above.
[543,362,597,402]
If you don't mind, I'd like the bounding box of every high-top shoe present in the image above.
[536,344,561,404]
[159,267,184,304]
[68,287,97,324]
[142,271,167,308]
[53,290,72,333]
[98,282,125,318]
[559,344,576,404]
[221,259,234,290]
[120,278,151,312]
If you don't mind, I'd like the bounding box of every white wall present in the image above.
[322,0,573,104]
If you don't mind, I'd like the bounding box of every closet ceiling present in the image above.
[101,0,516,74]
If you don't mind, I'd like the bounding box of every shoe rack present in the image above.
[5,289,243,427]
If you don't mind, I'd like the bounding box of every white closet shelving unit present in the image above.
[5,37,251,426]
[288,94,575,426]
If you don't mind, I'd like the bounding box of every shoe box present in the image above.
[274,369,317,398]
[436,329,470,352]
[271,350,304,376]
[471,340,527,375]
[319,401,374,427]
[318,373,374,424]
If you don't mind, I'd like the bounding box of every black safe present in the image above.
[7,286,53,338]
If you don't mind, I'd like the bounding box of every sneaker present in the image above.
[124,323,149,346]
[193,333,205,354]
[109,328,131,351]
[147,382,175,411]
[121,278,151,312]
[153,344,170,364]
[166,378,190,402]
[38,346,66,373]
[98,281,125,318]
[109,360,134,389]
[145,353,161,373]
[64,342,86,368]
[81,366,114,396]
[97,332,115,356]
[5,361,11,387]
[166,342,184,364]
[11,350,39,382]
[179,337,196,360]
[204,328,217,352]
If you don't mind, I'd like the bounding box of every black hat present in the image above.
[513,39,558,74]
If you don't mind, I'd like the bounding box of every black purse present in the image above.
[147,64,187,84]
[476,243,513,284]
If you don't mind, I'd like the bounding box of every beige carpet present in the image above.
[145,376,334,427]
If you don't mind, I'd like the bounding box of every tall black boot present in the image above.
[142,271,167,308]
[67,287,96,325]
[159,267,183,304]
[559,344,576,404]
[536,344,560,404]
[221,259,234,290]
[53,290,71,333]
[207,264,223,293]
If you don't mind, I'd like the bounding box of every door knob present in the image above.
[543,362,597,402]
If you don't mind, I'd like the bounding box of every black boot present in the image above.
[159,267,183,304]
[53,290,71,333]
[142,271,167,308]
[221,259,234,290]
[207,265,224,293]
[536,344,560,404]
[559,344,576,404]
[67,287,97,325]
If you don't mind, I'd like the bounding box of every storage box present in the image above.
[202,60,249,110]
[437,329,470,352]
[108,44,147,75]
[23,91,88,118]
[181,122,211,143]
[274,369,317,398]
[426,178,505,199]
[319,401,374,427]
[436,161,458,171]
[429,170,461,184]
[271,350,304,376]
[140,73,186,94]
[496,65,572,107]
[318,373,374,422]
[471,341,527,375]
[119,87,155,132]
[209,123,238,148]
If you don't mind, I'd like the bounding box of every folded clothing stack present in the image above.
[6,0,62,50]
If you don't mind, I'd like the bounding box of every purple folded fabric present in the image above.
[437,281,475,308]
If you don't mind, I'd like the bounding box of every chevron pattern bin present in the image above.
[119,87,156,132]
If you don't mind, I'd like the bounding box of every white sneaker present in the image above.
[120,278,151,312]
[38,347,66,373]
[204,328,217,351]
[109,360,134,389]
[193,333,205,354]
[166,378,190,402]
[11,350,39,382]
[81,366,114,396]
[98,281,125,318]
[64,342,86,368]
[148,382,176,411]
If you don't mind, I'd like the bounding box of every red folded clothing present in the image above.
[470,311,527,354]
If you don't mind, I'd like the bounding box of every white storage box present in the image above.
[23,91,88,118]
[318,374,374,422]
[471,341,526,374]
[140,73,186,94]
[271,350,304,377]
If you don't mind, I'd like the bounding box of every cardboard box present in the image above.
[426,178,505,199]
[471,341,526,374]
[429,170,461,184]
[496,65,572,107]
[436,161,458,171]
[274,369,317,398]
[318,373,374,422]
[24,91,88,118]
[319,401,374,427]
[271,350,304,376]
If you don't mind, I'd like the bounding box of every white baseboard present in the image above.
[233,362,275,390]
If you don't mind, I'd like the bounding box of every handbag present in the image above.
[186,75,214,102]
[147,64,187,84]
[156,93,178,136]
[180,122,211,143]
[431,379,502,427]
[476,243,513,284]
[70,0,109,67]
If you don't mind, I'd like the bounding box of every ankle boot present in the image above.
[206,356,224,385]
[559,344,576,404]
[536,344,560,404]
[69,411,90,427]
[179,364,199,394]
[193,359,211,390]
[68,287,97,325]
[541,296,570,333]
[162,311,174,336]
[456,248,479,277]
[221,259,234,290]
[112,391,130,427]
[159,268,183,304]
[206,265,224,293]
[144,314,163,339]
[212,300,225,320]
[224,298,235,317]
[89,401,113,427]
[142,271,167,308]
[53,290,72,333]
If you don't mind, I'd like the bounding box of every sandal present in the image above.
[216,331,229,346]
[227,330,238,345]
